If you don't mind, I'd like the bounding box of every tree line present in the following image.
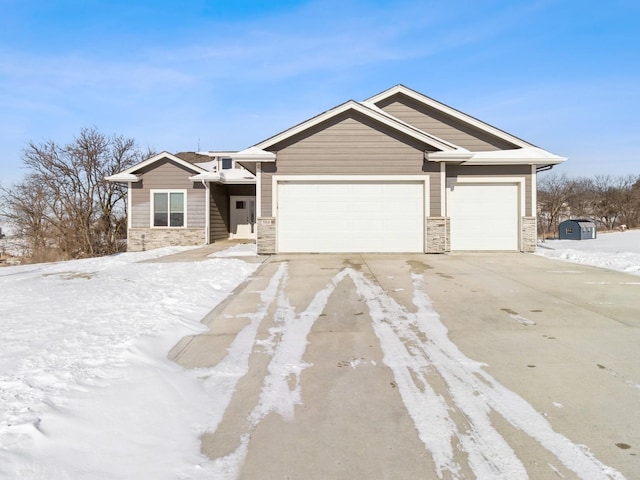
[0,127,152,263]
[537,172,640,240]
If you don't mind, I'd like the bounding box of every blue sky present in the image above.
[1,0,638,185]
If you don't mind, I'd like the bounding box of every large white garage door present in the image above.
[448,183,519,251]
[277,181,424,253]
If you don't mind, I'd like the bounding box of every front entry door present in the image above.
[230,196,256,239]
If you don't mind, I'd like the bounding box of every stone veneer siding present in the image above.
[127,228,205,252]
[425,217,450,253]
[521,217,537,253]
[257,218,276,254]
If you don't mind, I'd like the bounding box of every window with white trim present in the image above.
[221,157,233,170]
[152,190,186,227]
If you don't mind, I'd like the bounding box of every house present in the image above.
[106,151,257,251]
[558,219,597,240]
[107,84,566,254]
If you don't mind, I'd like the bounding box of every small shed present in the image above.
[559,219,597,240]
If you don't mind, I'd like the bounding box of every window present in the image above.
[152,191,185,227]
[236,200,246,209]
[221,157,233,170]
[566,227,573,234]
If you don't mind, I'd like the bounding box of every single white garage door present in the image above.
[448,183,519,251]
[277,181,424,253]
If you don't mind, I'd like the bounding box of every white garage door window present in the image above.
[277,181,425,253]
[448,183,519,251]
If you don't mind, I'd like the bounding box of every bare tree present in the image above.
[537,172,575,240]
[1,127,151,262]
[589,175,635,231]
[612,175,640,229]
[566,176,594,219]
[0,177,56,260]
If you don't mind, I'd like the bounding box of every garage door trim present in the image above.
[446,176,525,251]
[272,175,429,253]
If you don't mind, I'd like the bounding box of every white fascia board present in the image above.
[189,171,256,184]
[462,158,566,166]
[254,100,461,153]
[189,172,220,182]
[219,178,257,185]
[105,173,141,182]
[196,151,236,157]
[366,85,535,149]
[429,147,567,166]
[427,151,475,162]
[112,151,208,177]
[230,146,276,162]
[465,147,567,165]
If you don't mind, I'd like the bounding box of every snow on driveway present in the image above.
[1,233,637,479]
[201,263,625,479]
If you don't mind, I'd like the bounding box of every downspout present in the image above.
[202,180,210,244]
[256,162,262,219]
[127,181,132,249]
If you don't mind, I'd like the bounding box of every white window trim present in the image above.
[150,189,188,228]
[271,175,430,220]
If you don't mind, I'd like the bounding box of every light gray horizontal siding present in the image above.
[260,163,276,217]
[446,164,533,216]
[262,111,440,216]
[376,94,518,152]
[130,159,206,229]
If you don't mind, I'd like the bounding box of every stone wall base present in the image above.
[128,228,206,252]
[425,217,450,253]
[521,217,537,253]
[257,218,276,255]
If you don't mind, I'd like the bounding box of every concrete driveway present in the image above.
[169,253,640,479]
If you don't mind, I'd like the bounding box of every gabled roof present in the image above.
[174,152,213,164]
[254,99,467,153]
[364,84,535,149]
[105,151,207,182]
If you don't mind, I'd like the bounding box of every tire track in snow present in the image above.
[204,263,625,480]
[195,261,287,475]
[209,264,349,478]
[349,268,626,480]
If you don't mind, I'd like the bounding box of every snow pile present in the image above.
[0,247,259,479]
[536,230,640,276]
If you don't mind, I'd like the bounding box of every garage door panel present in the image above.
[448,183,519,251]
[277,181,424,253]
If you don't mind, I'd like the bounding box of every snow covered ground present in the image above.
[536,229,640,276]
[0,244,260,479]
[1,233,638,479]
